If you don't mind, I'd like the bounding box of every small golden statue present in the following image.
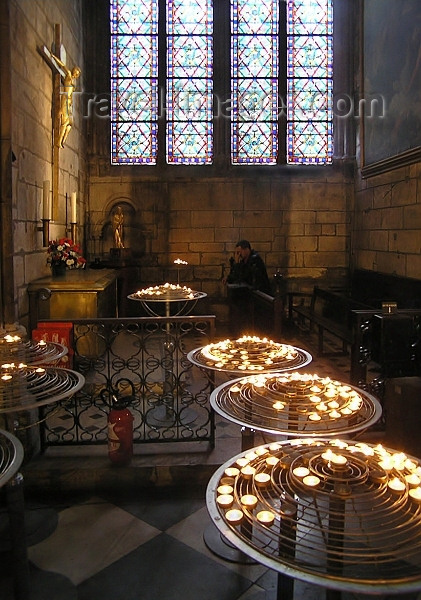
[112,206,124,249]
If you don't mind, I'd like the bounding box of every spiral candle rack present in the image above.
[128,283,207,316]
[210,371,382,437]
[129,283,203,301]
[0,362,84,414]
[187,336,312,376]
[207,438,421,594]
[0,334,67,366]
[0,428,24,487]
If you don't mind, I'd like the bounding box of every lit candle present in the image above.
[273,401,285,411]
[43,180,51,220]
[409,487,421,501]
[226,509,243,525]
[329,410,341,419]
[241,465,256,479]
[255,446,269,457]
[388,477,406,493]
[217,485,234,495]
[293,466,310,478]
[405,473,421,487]
[71,192,77,223]
[256,510,275,526]
[240,494,258,510]
[303,475,321,488]
[378,458,394,472]
[322,450,347,466]
[254,472,270,487]
[217,494,234,508]
[245,451,258,461]
[225,467,240,478]
[332,454,347,465]
[266,456,279,467]
[309,412,321,421]
[322,449,334,462]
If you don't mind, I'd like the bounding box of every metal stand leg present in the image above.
[6,473,30,600]
[277,572,294,600]
[241,426,255,451]
[277,502,297,600]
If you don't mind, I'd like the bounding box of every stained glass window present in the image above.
[231,0,279,164]
[166,0,213,164]
[110,0,158,164]
[110,0,333,166]
[286,0,333,164]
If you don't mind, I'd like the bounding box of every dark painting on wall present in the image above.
[363,0,421,168]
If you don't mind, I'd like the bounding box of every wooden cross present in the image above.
[38,24,81,221]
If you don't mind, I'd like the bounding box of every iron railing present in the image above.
[40,316,216,450]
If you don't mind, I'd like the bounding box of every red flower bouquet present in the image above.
[47,238,86,270]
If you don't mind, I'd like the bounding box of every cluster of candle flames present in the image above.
[0,334,66,368]
[215,439,421,527]
[0,334,42,354]
[132,282,196,299]
[226,372,363,422]
[201,335,299,371]
[1,362,45,381]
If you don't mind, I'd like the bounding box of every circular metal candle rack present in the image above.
[0,336,67,366]
[187,336,312,376]
[210,372,382,437]
[207,438,421,594]
[128,283,207,316]
[0,429,24,488]
[0,363,85,413]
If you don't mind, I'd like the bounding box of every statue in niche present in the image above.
[50,53,81,148]
[112,206,125,248]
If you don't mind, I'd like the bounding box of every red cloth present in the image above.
[32,321,73,368]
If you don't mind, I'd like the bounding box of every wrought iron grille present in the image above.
[40,316,216,449]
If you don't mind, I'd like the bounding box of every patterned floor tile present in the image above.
[28,497,161,585]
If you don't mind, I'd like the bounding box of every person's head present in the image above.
[235,239,251,262]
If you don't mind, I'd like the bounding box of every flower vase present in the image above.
[51,263,67,277]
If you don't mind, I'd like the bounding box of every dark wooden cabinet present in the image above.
[371,313,414,377]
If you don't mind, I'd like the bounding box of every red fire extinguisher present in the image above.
[107,394,134,465]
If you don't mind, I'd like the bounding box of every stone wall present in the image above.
[9,0,86,329]
[87,168,353,321]
[353,161,421,280]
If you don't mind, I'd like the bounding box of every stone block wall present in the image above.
[353,160,421,280]
[87,167,353,321]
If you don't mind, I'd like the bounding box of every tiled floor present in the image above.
[1,324,416,600]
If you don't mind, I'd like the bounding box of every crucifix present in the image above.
[38,24,81,221]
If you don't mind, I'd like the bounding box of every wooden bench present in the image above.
[227,273,286,340]
[288,286,371,356]
[250,289,284,340]
[349,269,421,309]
